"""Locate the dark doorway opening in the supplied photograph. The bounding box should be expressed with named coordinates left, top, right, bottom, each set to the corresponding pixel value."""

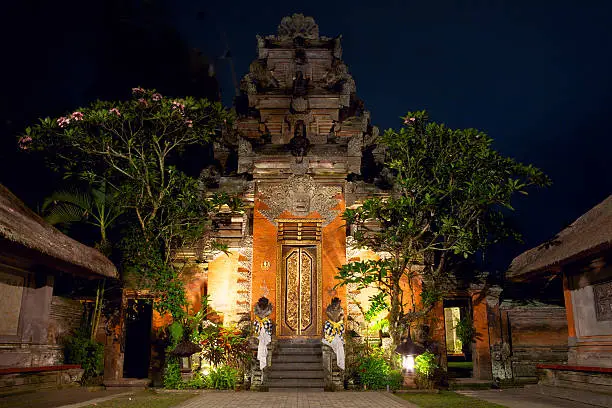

left=443, top=298, right=473, bottom=378
left=123, top=299, right=152, bottom=379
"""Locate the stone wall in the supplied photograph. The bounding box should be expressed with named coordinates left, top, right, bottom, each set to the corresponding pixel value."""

left=500, top=301, right=568, bottom=381
left=566, top=258, right=612, bottom=368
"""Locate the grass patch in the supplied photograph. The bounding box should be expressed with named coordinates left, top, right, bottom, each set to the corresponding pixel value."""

left=398, top=391, right=506, bottom=408
left=448, top=361, right=473, bottom=370
left=82, top=390, right=197, bottom=408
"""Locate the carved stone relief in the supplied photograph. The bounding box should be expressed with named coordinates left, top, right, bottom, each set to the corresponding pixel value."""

left=257, top=175, right=341, bottom=226
left=278, top=14, right=319, bottom=40
left=594, top=280, right=612, bottom=321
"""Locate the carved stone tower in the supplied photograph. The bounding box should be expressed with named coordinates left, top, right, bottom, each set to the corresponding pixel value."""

left=211, top=14, right=377, bottom=338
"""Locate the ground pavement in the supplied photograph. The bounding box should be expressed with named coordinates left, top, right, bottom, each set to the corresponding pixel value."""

left=176, top=391, right=417, bottom=408
left=457, top=388, right=601, bottom=408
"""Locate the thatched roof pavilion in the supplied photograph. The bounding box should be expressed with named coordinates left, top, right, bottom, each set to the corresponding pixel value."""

left=507, top=195, right=612, bottom=281
left=0, top=184, right=117, bottom=278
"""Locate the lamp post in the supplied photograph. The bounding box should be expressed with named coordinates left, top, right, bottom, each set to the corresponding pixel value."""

left=395, top=335, right=425, bottom=387
left=171, top=339, right=202, bottom=380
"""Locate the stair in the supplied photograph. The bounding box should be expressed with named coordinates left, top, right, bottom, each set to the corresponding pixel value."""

left=268, top=339, right=324, bottom=391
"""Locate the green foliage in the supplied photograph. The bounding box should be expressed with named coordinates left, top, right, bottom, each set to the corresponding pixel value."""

left=357, top=348, right=390, bottom=389
left=336, top=110, right=550, bottom=343
left=455, top=317, right=477, bottom=346
left=387, top=369, right=404, bottom=391
left=415, top=351, right=439, bottom=378
left=167, top=321, right=184, bottom=349
left=196, top=322, right=251, bottom=368
left=184, top=372, right=207, bottom=389
left=205, top=365, right=239, bottom=390
left=162, top=357, right=184, bottom=389
left=42, top=182, right=123, bottom=255
left=21, top=88, right=235, bottom=320
left=63, top=327, right=104, bottom=383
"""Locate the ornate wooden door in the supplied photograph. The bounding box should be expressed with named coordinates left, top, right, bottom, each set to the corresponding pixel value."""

left=279, top=245, right=319, bottom=336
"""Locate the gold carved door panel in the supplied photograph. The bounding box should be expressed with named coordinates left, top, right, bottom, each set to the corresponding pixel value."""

left=280, top=245, right=319, bottom=336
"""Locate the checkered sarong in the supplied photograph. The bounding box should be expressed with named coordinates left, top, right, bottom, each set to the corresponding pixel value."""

left=253, top=316, right=273, bottom=336
left=324, top=320, right=344, bottom=343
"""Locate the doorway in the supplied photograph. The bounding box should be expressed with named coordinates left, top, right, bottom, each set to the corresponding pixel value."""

left=443, top=298, right=473, bottom=378
left=278, top=245, right=320, bottom=336
left=123, top=299, right=152, bottom=379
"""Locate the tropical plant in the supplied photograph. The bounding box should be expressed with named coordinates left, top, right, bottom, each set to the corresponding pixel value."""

left=205, top=365, right=239, bottom=390
left=42, top=182, right=123, bottom=255
left=336, top=110, right=550, bottom=344
left=414, top=351, right=440, bottom=389
left=63, top=326, right=104, bottom=384
left=455, top=316, right=477, bottom=347
left=357, top=348, right=390, bottom=390
left=196, top=321, right=250, bottom=369
left=20, top=87, right=234, bottom=319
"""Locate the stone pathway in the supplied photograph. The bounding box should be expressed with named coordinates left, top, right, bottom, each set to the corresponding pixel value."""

left=0, top=389, right=129, bottom=408
left=457, top=389, right=601, bottom=408
left=176, top=391, right=416, bottom=408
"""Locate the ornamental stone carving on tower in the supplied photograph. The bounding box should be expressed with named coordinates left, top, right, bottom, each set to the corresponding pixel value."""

left=257, top=175, right=341, bottom=226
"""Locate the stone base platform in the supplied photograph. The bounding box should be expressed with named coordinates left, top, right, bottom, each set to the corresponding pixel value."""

left=103, top=378, right=151, bottom=390
left=0, top=365, right=83, bottom=396
left=536, top=364, right=612, bottom=407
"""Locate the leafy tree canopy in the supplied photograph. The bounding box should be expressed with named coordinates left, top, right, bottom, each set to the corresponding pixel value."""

left=20, top=88, right=234, bottom=318
left=336, top=110, right=550, bottom=343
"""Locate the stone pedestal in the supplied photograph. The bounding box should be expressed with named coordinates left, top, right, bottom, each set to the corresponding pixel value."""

left=249, top=339, right=275, bottom=391
left=322, top=344, right=343, bottom=391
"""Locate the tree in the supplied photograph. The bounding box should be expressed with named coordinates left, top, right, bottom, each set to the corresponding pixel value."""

left=42, top=182, right=123, bottom=256
left=336, top=111, right=550, bottom=344
left=19, top=87, right=233, bottom=318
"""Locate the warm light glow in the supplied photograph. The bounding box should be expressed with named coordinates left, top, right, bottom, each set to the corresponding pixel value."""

left=402, top=354, right=415, bottom=372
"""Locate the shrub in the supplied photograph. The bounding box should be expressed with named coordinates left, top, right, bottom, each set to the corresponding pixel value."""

left=185, top=372, right=207, bottom=389
left=415, top=351, right=439, bottom=389
left=358, top=349, right=390, bottom=390
left=387, top=369, right=404, bottom=391
left=63, top=328, right=104, bottom=383
left=163, top=356, right=184, bottom=389
left=206, top=365, right=239, bottom=390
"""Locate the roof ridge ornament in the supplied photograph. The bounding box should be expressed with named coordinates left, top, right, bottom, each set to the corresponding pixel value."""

left=277, top=13, right=319, bottom=40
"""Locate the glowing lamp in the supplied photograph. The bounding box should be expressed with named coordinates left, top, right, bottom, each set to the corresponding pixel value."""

left=394, top=336, right=424, bottom=373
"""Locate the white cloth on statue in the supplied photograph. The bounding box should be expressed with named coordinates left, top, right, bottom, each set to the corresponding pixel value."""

left=257, top=326, right=271, bottom=370
left=322, top=335, right=345, bottom=370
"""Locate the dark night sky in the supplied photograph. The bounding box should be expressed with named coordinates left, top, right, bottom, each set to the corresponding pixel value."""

left=1, top=0, right=611, bottom=271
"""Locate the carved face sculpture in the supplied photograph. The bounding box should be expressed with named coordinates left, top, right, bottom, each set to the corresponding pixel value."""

left=254, top=297, right=273, bottom=318
left=326, top=297, right=344, bottom=322
left=291, top=190, right=311, bottom=216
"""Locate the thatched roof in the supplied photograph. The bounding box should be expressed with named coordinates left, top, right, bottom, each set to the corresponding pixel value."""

left=170, top=339, right=202, bottom=357
left=507, top=195, right=612, bottom=281
left=0, top=184, right=118, bottom=278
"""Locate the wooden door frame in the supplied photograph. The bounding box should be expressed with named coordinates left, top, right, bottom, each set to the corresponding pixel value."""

left=275, top=239, right=322, bottom=338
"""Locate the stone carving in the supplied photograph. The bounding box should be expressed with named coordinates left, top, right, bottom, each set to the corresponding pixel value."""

left=291, top=96, right=308, bottom=112
left=594, top=280, right=612, bottom=321
left=254, top=296, right=272, bottom=319
left=238, top=136, right=253, bottom=156
left=326, top=297, right=344, bottom=323
left=292, top=71, right=309, bottom=96
left=347, top=135, right=363, bottom=156
left=333, top=36, right=343, bottom=59
left=278, top=14, right=319, bottom=40
left=256, top=34, right=268, bottom=59
left=257, top=175, right=341, bottom=226
left=288, top=120, right=310, bottom=158
left=240, top=61, right=278, bottom=94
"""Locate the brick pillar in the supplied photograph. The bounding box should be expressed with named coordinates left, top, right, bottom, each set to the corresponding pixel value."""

left=471, top=290, right=492, bottom=380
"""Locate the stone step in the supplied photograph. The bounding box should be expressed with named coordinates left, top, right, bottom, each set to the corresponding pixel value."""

left=272, top=354, right=322, bottom=364
left=275, top=347, right=322, bottom=355
left=272, top=362, right=323, bottom=371
left=268, top=370, right=324, bottom=379
left=267, top=379, right=324, bottom=388
left=268, top=387, right=324, bottom=392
